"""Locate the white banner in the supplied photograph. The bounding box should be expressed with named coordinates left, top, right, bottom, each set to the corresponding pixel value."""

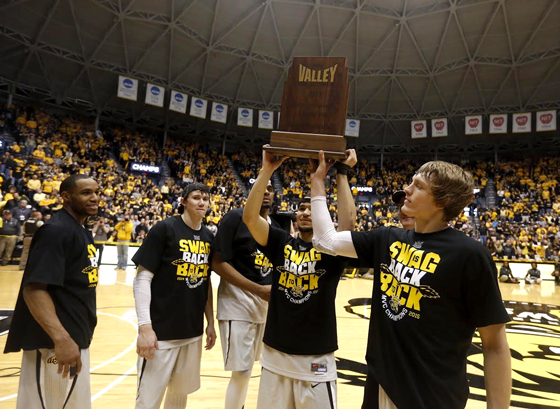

left=345, top=119, right=360, bottom=137
left=145, top=83, right=164, bottom=107
left=431, top=118, right=448, bottom=137
left=237, top=108, right=253, bottom=127
left=258, top=110, right=274, bottom=129
left=190, top=98, right=208, bottom=119
left=536, top=110, right=557, bottom=132
left=211, top=102, right=228, bottom=123
left=465, top=115, right=482, bottom=135
left=489, top=114, right=507, bottom=134
left=169, top=90, right=187, bottom=113
left=512, top=112, right=531, bottom=133
left=411, top=120, right=427, bottom=139
left=117, top=76, right=138, bottom=101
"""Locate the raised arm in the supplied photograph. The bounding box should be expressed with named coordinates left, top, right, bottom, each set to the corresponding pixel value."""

left=310, top=151, right=358, bottom=258
left=242, top=150, right=287, bottom=246
left=335, top=149, right=357, bottom=232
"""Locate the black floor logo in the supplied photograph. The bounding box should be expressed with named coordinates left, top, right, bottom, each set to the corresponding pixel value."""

left=342, top=298, right=560, bottom=408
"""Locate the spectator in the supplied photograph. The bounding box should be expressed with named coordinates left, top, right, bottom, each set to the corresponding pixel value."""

left=553, top=261, right=560, bottom=286
left=135, top=218, right=149, bottom=237
left=524, top=262, right=542, bottom=284
left=26, top=174, right=41, bottom=195
left=11, top=198, right=32, bottom=225
left=0, top=209, right=20, bottom=265
left=19, top=210, right=43, bottom=271
left=498, top=261, right=518, bottom=283
left=92, top=217, right=110, bottom=264
left=114, top=214, right=134, bottom=270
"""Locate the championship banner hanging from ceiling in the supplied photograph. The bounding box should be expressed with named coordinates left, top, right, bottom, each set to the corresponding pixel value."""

left=169, top=90, right=187, bottom=114
left=145, top=83, right=165, bottom=108
left=465, top=115, right=482, bottom=135
left=190, top=97, right=208, bottom=119
left=512, top=112, right=531, bottom=133
left=345, top=119, right=360, bottom=137
left=211, top=102, right=228, bottom=123
left=536, top=110, right=557, bottom=132
left=117, top=76, right=138, bottom=101
left=489, top=114, right=507, bottom=134
left=431, top=118, right=448, bottom=137
left=237, top=108, right=253, bottom=127
left=258, top=110, right=274, bottom=129
left=411, top=120, right=427, bottom=139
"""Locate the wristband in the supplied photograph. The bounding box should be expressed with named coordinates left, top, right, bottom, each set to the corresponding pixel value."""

left=334, top=161, right=351, bottom=175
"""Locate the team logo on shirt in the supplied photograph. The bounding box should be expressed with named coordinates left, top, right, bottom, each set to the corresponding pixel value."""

left=277, top=244, right=325, bottom=304
left=82, top=244, right=99, bottom=288
left=172, top=239, right=210, bottom=288
left=380, top=241, right=441, bottom=321
left=252, top=249, right=273, bottom=277
left=46, top=356, right=58, bottom=364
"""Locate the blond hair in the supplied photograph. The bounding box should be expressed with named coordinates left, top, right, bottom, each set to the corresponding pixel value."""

left=417, top=161, right=474, bottom=222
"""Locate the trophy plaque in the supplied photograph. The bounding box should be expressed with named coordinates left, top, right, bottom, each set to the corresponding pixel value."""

left=263, top=57, right=349, bottom=160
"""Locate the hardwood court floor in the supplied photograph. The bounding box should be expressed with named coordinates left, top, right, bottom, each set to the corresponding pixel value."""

left=1, top=266, right=560, bottom=409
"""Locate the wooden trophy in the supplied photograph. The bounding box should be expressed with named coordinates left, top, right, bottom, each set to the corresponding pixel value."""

left=263, top=56, right=349, bottom=160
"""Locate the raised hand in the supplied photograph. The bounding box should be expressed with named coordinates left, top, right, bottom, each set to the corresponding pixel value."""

left=310, top=150, right=335, bottom=181
left=341, top=149, right=357, bottom=168
left=262, top=150, right=289, bottom=173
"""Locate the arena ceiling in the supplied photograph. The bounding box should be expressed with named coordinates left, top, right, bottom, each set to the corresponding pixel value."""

left=0, top=0, right=559, bottom=154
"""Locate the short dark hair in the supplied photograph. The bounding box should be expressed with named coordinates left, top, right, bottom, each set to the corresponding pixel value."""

left=60, top=174, right=91, bottom=194
left=178, top=183, right=210, bottom=213
left=298, top=197, right=311, bottom=208
left=182, top=183, right=210, bottom=199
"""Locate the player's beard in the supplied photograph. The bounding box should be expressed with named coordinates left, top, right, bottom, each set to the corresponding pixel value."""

left=298, top=226, right=313, bottom=233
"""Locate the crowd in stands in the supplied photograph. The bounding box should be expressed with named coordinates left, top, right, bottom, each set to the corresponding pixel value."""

left=1, top=102, right=559, bottom=268
left=165, top=138, right=246, bottom=227
left=479, top=157, right=560, bottom=262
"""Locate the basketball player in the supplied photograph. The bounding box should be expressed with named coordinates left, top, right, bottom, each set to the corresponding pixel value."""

left=212, top=180, right=279, bottom=409
left=4, top=174, right=100, bottom=409
left=310, top=152, right=511, bottom=409
left=243, top=150, right=356, bottom=409
left=132, top=182, right=216, bottom=409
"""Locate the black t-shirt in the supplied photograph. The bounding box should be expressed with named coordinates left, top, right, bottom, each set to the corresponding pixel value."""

left=214, top=208, right=278, bottom=285
left=132, top=216, right=213, bottom=341
left=4, top=209, right=98, bottom=353
left=527, top=268, right=540, bottom=278
left=259, top=226, right=346, bottom=355
left=499, top=266, right=512, bottom=277
left=352, top=227, right=510, bottom=409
